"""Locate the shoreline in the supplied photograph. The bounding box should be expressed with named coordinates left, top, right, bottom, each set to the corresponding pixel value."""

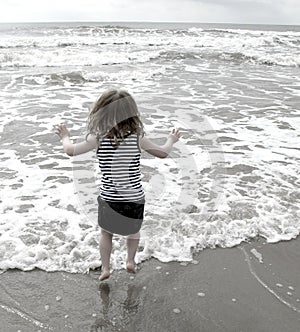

left=0, top=236, right=300, bottom=331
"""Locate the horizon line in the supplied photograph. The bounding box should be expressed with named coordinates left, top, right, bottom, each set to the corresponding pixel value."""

left=0, top=20, right=299, bottom=26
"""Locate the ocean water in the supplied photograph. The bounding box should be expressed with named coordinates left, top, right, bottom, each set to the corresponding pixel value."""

left=0, top=22, right=299, bottom=273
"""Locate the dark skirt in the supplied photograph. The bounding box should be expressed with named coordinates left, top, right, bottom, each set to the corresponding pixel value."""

left=97, top=196, right=145, bottom=235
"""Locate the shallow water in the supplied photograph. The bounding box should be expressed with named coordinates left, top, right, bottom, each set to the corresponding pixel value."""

left=0, top=22, right=299, bottom=273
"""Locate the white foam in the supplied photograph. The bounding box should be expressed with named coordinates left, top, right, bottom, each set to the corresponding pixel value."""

left=250, top=248, right=263, bottom=263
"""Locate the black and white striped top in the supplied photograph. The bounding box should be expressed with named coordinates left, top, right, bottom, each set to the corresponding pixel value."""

left=97, top=132, right=145, bottom=202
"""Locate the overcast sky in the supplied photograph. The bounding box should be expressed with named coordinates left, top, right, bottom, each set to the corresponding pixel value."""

left=0, top=0, right=299, bottom=25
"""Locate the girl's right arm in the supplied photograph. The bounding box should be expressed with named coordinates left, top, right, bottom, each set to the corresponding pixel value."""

left=54, top=124, right=97, bottom=156
left=139, top=128, right=180, bottom=158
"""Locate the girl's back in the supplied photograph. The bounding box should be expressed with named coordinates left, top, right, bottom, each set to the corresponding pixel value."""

left=97, top=132, right=145, bottom=202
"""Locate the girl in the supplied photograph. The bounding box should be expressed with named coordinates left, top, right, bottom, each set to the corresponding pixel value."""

left=54, top=88, right=180, bottom=281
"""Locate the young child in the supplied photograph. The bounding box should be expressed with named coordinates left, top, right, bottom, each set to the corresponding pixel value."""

left=54, top=88, right=180, bottom=281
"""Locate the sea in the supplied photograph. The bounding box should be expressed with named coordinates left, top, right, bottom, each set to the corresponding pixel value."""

left=0, top=22, right=299, bottom=273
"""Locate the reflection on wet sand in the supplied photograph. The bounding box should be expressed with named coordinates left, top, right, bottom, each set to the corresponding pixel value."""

left=90, top=281, right=143, bottom=331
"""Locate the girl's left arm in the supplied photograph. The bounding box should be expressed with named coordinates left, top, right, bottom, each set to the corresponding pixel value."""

left=54, top=124, right=97, bottom=156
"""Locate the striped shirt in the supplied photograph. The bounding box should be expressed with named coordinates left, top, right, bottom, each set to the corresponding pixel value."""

left=97, top=132, right=145, bottom=202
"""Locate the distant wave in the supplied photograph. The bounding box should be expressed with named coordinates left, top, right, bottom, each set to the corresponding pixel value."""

left=49, top=72, right=90, bottom=83
left=150, top=50, right=201, bottom=61
left=202, top=29, right=238, bottom=35
left=210, top=51, right=300, bottom=67
left=0, top=47, right=154, bottom=67
left=1, top=48, right=299, bottom=68
left=150, top=50, right=300, bottom=67
left=0, top=24, right=300, bottom=68
left=0, top=26, right=299, bottom=50
left=0, top=41, right=133, bottom=49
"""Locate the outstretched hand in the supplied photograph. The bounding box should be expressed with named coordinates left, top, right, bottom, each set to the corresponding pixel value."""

left=53, top=124, right=70, bottom=140
left=168, top=127, right=180, bottom=143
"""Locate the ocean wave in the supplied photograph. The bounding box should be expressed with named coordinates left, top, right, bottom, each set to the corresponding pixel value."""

left=0, top=25, right=300, bottom=69
left=217, top=51, right=300, bottom=67
left=1, top=49, right=299, bottom=69
left=0, top=39, right=133, bottom=49
left=49, top=72, right=90, bottom=83
left=10, top=72, right=95, bottom=85
left=9, top=65, right=168, bottom=87
left=202, top=28, right=238, bottom=35
left=60, top=25, right=162, bottom=37
left=148, top=49, right=300, bottom=67
left=255, top=54, right=300, bottom=67
left=150, top=50, right=201, bottom=61
left=0, top=47, right=162, bottom=68
left=0, top=25, right=299, bottom=51
left=210, top=27, right=300, bottom=36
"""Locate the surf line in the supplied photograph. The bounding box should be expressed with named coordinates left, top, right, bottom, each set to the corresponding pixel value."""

left=240, top=247, right=300, bottom=314
left=0, top=303, right=54, bottom=330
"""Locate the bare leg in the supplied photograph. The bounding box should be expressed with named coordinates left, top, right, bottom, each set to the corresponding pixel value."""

left=126, top=231, right=140, bottom=273
left=99, top=229, right=113, bottom=281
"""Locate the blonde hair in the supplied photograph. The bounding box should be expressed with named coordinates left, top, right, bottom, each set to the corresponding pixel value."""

left=86, top=88, right=144, bottom=146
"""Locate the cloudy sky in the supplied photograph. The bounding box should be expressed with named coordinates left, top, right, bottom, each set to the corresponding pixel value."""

left=0, top=0, right=299, bottom=25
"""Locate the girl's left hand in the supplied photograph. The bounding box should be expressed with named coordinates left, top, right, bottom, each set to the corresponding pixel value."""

left=54, top=124, right=70, bottom=139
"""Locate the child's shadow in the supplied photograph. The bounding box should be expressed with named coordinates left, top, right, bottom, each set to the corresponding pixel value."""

left=90, top=281, right=143, bottom=331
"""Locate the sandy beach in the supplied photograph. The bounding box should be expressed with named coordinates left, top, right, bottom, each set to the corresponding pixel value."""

left=1, top=235, right=299, bottom=332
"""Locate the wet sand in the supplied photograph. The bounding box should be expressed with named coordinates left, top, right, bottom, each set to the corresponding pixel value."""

left=0, top=236, right=299, bottom=332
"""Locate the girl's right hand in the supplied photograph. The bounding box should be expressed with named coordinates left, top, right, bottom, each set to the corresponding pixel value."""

left=168, top=127, right=180, bottom=143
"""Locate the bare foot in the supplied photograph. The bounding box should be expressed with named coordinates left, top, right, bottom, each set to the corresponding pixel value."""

left=126, top=260, right=136, bottom=274
left=99, top=269, right=110, bottom=281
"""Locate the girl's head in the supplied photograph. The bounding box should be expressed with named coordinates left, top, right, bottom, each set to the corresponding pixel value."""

left=87, top=88, right=144, bottom=144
